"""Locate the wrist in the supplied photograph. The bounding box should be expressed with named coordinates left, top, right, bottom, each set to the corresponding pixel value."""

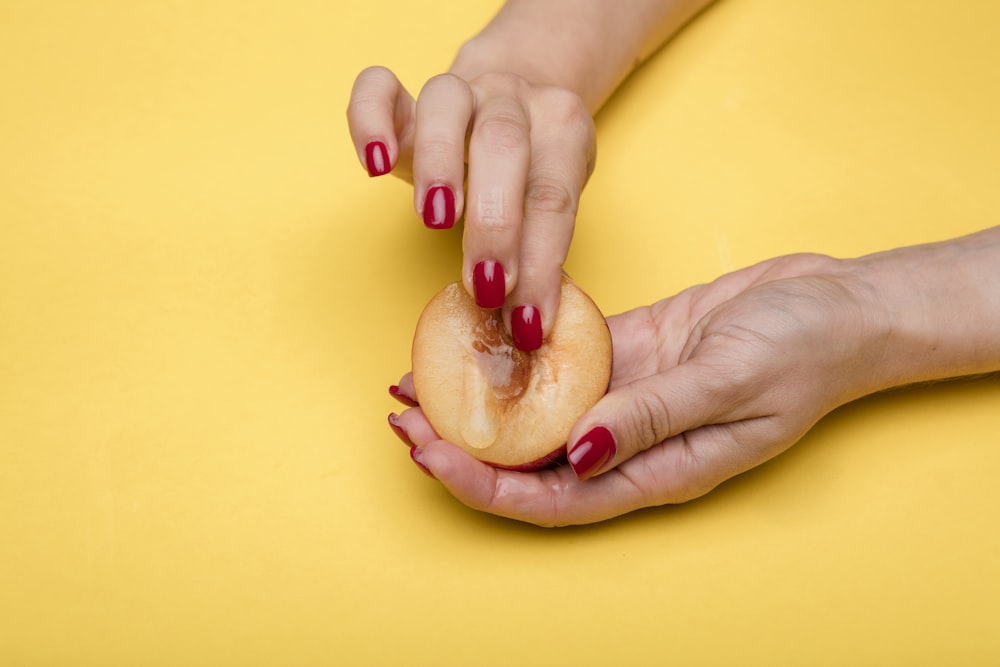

left=844, top=227, right=1000, bottom=391
left=448, top=0, right=716, bottom=113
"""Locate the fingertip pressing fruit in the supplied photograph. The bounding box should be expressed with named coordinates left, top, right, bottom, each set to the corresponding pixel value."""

left=411, top=277, right=612, bottom=470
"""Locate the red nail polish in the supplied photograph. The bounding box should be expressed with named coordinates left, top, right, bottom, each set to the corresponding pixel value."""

left=388, top=413, right=414, bottom=448
left=410, top=446, right=435, bottom=478
left=389, top=384, right=418, bottom=407
left=423, top=185, right=456, bottom=229
left=473, top=260, right=505, bottom=309
left=365, top=141, right=390, bottom=177
left=568, top=426, right=616, bottom=481
left=512, top=305, right=543, bottom=352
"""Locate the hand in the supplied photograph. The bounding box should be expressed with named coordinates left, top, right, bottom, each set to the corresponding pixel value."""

left=388, top=253, right=893, bottom=525
left=347, top=66, right=596, bottom=350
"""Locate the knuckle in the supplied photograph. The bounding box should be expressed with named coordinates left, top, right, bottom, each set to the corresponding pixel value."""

left=476, top=113, right=528, bottom=155
left=416, top=139, right=457, bottom=159
left=424, top=71, right=462, bottom=88
left=524, top=178, right=577, bottom=218
left=683, top=431, right=737, bottom=500
left=349, top=66, right=399, bottom=112
left=471, top=72, right=526, bottom=97
left=414, top=129, right=463, bottom=160
left=542, top=87, right=589, bottom=122
left=420, top=72, right=471, bottom=99
left=532, top=90, right=596, bottom=178
left=357, top=65, right=395, bottom=85
left=626, top=390, right=674, bottom=450
left=470, top=187, right=512, bottom=231
left=538, top=88, right=595, bottom=137
left=795, top=252, right=839, bottom=272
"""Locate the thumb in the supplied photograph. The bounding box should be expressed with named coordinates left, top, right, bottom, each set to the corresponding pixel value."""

left=566, top=361, right=733, bottom=481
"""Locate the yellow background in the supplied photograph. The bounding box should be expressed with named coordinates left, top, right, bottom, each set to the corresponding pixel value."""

left=2, top=1, right=999, bottom=665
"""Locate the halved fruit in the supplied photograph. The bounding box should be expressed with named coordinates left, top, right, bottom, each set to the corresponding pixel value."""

left=411, top=277, right=612, bottom=470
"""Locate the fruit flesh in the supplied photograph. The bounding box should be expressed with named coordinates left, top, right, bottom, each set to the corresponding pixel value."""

left=411, top=278, right=612, bottom=470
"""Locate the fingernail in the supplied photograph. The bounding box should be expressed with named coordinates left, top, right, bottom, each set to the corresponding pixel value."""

left=568, top=426, right=616, bottom=481
left=473, top=260, right=505, bottom=309
left=422, top=185, right=456, bottom=229
left=511, top=305, right=543, bottom=352
left=365, top=141, right=390, bottom=177
left=388, top=413, right=414, bottom=448
left=389, top=384, right=418, bottom=407
left=410, top=446, right=435, bottom=478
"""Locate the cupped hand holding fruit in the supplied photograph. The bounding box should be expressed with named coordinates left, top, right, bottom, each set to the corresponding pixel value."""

left=391, top=253, right=885, bottom=524
left=390, top=229, right=1000, bottom=527
left=347, top=66, right=595, bottom=349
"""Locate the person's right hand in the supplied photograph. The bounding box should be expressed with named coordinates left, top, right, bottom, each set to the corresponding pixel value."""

left=347, top=66, right=596, bottom=351
left=388, top=252, right=896, bottom=525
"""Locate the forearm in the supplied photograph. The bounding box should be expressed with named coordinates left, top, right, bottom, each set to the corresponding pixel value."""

left=449, top=0, right=715, bottom=112
left=848, top=226, right=1000, bottom=393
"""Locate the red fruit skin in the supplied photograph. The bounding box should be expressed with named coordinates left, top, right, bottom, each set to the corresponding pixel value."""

left=486, top=445, right=567, bottom=472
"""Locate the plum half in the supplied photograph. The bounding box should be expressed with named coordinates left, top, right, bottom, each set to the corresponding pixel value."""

left=411, top=277, right=612, bottom=470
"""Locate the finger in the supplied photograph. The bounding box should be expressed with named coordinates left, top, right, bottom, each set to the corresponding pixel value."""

left=412, top=74, right=474, bottom=229
left=565, top=359, right=746, bottom=481
left=346, top=66, right=416, bottom=178
left=390, top=403, right=653, bottom=524
left=389, top=406, right=439, bottom=446
left=389, top=409, right=591, bottom=524
left=387, top=413, right=415, bottom=447
left=388, top=372, right=418, bottom=407
left=505, top=89, right=596, bottom=350
left=625, top=414, right=808, bottom=504
left=462, top=75, right=531, bottom=310
left=587, top=418, right=792, bottom=509
left=411, top=440, right=655, bottom=526
left=393, top=402, right=686, bottom=525
left=412, top=415, right=793, bottom=526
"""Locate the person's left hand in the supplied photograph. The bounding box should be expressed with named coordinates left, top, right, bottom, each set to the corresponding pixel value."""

left=388, top=252, right=892, bottom=526
left=348, top=66, right=596, bottom=351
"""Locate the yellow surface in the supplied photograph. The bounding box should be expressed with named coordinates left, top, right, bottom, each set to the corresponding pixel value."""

left=2, top=1, right=999, bottom=665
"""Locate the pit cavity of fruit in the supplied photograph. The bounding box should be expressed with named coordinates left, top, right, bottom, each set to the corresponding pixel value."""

left=457, top=308, right=537, bottom=449
left=467, top=307, right=531, bottom=401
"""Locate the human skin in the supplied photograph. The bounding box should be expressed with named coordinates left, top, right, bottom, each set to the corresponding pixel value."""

left=346, top=0, right=715, bottom=349
left=355, top=1, right=1000, bottom=523
left=390, top=227, right=1000, bottom=525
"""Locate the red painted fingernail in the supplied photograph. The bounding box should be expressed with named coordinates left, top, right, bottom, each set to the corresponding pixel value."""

left=473, top=260, right=505, bottom=309
left=389, top=384, right=418, bottom=407
left=511, top=305, right=543, bottom=352
left=365, top=141, right=390, bottom=177
left=423, top=185, right=456, bottom=229
left=410, top=446, right=435, bottom=478
left=388, top=413, right=414, bottom=448
left=568, top=426, right=616, bottom=481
